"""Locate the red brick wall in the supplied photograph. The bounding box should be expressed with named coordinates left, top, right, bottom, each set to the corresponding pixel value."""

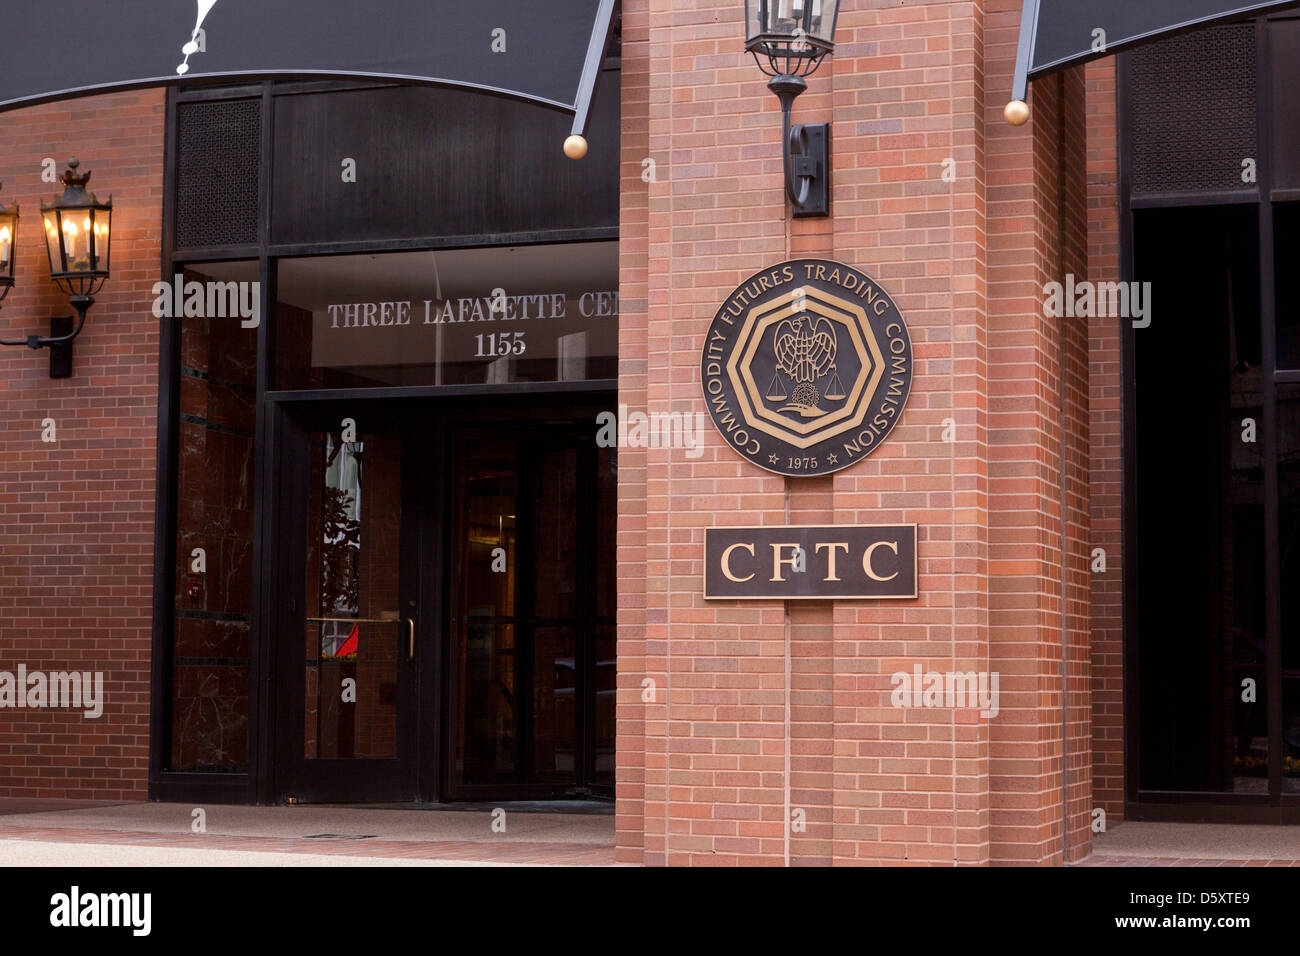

left=616, top=0, right=651, bottom=861
left=616, top=0, right=1093, bottom=865
left=981, top=11, right=1092, bottom=866
left=0, top=90, right=165, bottom=799
left=1085, top=58, right=1124, bottom=821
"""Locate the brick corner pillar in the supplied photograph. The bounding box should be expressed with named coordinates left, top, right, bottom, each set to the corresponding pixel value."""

left=615, top=0, right=652, bottom=865
left=616, top=0, right=1092, bottom=866
left=984, top=6, right=1093, bottom=865
left=1084, top=56, right=1124, bottom=825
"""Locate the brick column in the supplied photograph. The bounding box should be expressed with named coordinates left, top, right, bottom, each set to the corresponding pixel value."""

left=1085, top=57, right=1124, bottom=822
left=824, top=0, right=992, bottom=866
left=983, top=4, right=1092, bottom=864
left=616, top=0, right=651, bottom=864
left=616, top=0, right=1092, bottom=865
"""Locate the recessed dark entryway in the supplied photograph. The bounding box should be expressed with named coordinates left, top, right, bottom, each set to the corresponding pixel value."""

left=1121, top=16, right=1300, bottom=822
left=267, top=398, right=614, bottom=804
left=150, top=70, right=621, bottom=806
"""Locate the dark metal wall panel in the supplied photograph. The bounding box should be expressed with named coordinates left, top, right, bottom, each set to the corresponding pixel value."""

left=270, top=76, right=620, bottom=247
left=175, top=98, right=262, bottom=249
left=1269, top=18, right=1300, bottom=194
left=1128, top=24, right=1258, bottom=196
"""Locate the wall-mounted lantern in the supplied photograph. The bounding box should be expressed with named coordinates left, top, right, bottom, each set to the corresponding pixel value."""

left=0, top=159, right=112, bottom=378
left=0, top=184, right=16, bottom=308
left=745, top=0, right=840, bottom=218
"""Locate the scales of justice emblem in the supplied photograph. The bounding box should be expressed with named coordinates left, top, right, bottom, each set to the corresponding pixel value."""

left=765, top=313, right=847, bottom=419
left=701, top=258, right=913, bottom=478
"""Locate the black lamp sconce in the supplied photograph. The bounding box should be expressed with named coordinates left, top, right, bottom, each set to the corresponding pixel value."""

left=0, top=159, right=113, bottom=378
left=745, top=0, right=840, bottom=218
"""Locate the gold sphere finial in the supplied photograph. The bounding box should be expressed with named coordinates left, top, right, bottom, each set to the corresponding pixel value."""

left=1004, top=100, right=1030, bottom=126
left=563, top=134, right=589, bottom=160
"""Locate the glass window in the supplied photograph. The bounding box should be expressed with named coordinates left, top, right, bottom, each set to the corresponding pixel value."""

left=1274, top=203, right=1300, bottom=369
left=1133, top=205, right=1265, bottom=793
left=302, top=426, right=402, bottom=760
left=1279, top=384, right=1300, bottom=791
left=170, top=260, right=259, bottom=772
left=273, top=242, right=618, bottom=389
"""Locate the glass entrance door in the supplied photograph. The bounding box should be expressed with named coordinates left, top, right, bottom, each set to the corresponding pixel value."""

left=269, top=404, right=614, bottom=803
left=445, top=422, right=615, bottom=798
left=272, top=403, right=421, bottom=802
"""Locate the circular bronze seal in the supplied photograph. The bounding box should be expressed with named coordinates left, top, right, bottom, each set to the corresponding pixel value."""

left=700, top=258, right=913, bottom=477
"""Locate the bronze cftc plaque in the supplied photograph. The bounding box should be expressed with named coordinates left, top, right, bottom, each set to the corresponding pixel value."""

left=701, top=258, right=913, bottom=477
left=704, top=524, right=918, bottom=600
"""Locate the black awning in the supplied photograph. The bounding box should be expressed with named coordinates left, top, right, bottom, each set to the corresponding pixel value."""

left=1011, top=0, right=1300, bottom=114
left=0, top=0, right=616, bottom=139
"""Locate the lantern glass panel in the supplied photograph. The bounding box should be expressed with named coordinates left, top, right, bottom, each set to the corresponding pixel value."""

left=0, top=209, right=16, bottom=281
left=65, top=209, right=91, bottom=273
left=44, top=206, right=109, bottom=277
left=90, top=207, right=110, bottom=275
left=771, top=0, right=800, bottom=38
left=747, top=0, right=838, bottom=50
left=42, top=211, right=62, bottom=276
left=807, top=0, right=838, bottom=45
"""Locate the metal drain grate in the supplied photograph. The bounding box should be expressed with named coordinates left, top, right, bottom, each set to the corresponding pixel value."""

left=300, top=833, right=377, bottom=840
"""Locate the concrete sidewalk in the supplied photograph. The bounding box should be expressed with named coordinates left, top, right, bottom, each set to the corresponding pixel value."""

left=5, top=799, right=1298, bottom=866
left=0, top=799, right=616, bottom=867
left=1079, top=821, right=1300, bottom=866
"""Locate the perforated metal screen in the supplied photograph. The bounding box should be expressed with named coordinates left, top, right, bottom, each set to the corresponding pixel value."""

left=1129, top=24, right=1258, bottom=196
left=174, top=99, right=261, bottom=250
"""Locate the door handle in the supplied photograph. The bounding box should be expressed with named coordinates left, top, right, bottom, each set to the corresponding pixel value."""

left=306, top=615, right=400, bottom=623
left=306, top=615, right=413, bottom=660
